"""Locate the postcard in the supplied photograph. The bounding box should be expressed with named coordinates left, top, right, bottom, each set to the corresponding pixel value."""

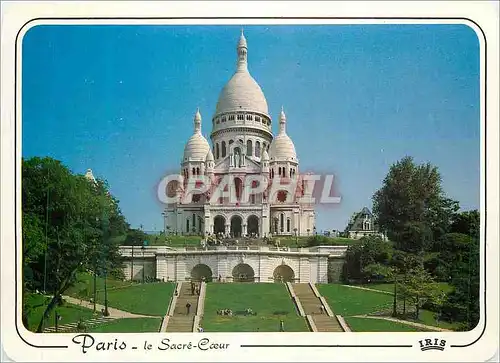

left=1, top=1, right=498, bottom=362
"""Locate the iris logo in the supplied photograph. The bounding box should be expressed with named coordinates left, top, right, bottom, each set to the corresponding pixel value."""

left=419, top=338, right=446, bottom=351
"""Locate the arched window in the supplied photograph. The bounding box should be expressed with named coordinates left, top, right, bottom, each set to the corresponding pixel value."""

left=216, top=143, right=220, bottom=159
left=222, top=116, right=226, bottom=122
left=196, top=167, right=200, bottom=175
left=216, top=118, right=220, bottom=124
left=192, top=167, right=195, bottom=175
left=237, top=114, right=244, bottom=120
left=222, top=141, right=227, bottom=157
left=280, top=213, right=284, bottom=233
left=255, top=141, right=261, bottom=157
left=247, top=140, right=253, bottom=156
left=262, top=142, right=266, bottom=151
left=186, top=219, right=190, bottom=233
left=246, top=114, right=252, bottom=120
left=287, top=218, right=291, bottom=233
left=255, top=116, right=261, bottom=122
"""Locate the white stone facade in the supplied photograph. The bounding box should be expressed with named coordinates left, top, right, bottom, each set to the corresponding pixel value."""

left=120, top=245, right=345, bottom=283
left=163, top=31, right=315, bottom=238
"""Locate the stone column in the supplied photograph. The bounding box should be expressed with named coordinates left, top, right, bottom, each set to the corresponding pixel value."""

left=242, top=224, right=247, bottom=236
left=225, top=224, right=230, bottom=235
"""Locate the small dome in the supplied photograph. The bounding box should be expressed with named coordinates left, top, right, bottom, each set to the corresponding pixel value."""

left=205, top=149, right=214, bottom=162
left=183, top=133, right=210, bottom=162
left=269, top=134, right=297, bottom=161
left=269, top=107, right=297, bottom=161
left=183, top=108, right=210, bottom=162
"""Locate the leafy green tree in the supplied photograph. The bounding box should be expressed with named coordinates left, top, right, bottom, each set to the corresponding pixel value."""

left=450, top=210, right=479, bottom=238
left=22, top=157, right=128, bottom=332
left=372, top=156, right=459, bottom=253
left=400, top=265, right=444, bottom=320
left=441, top=233, right=480, bottom=330
left=341, top=236, right=393, bottom=282
left=125, top=228, right=149, bottom=246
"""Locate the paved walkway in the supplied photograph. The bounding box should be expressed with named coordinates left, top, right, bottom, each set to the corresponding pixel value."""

left=63, top=296, right=161, bottom=319
left=342, top=285, right=393, bottom=295
left=352, top=314, right=452, bottom=332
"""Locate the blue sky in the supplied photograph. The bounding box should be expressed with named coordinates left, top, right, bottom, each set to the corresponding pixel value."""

left=22, top=24, right=480, bottom=231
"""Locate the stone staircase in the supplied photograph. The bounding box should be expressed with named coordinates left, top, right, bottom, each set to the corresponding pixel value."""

left=165, top=282, right=198, bottom=332
left=312, top=314, right=344, bottom=332
left=292, top=283, right=344, bottom=332
left=44, top=316, right=116, bottom=333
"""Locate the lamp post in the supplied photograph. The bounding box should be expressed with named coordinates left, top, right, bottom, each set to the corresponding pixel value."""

left=142, top=244, right=145, bottom=284
left=101, top=203, right=110, bottom=317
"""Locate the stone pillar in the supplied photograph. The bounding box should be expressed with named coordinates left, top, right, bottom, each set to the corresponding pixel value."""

left=242, top=224, right=247, bottom=236
left=176, top=211, right=183, bottom=235
left=225, top=224, right=230, bottom=235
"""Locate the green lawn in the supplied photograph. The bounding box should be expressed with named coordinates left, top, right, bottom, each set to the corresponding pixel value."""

left=88, top=318, right=162, bottom=333
left=359, top=282, right=454, bottom=295
left=66, top=272, right=135, bottom=299
left=24, top=294, right=96, bottom=332
left=202, top=283, right=308, bottom=332
left=95, top=283, right=175, bottom=316
left=416, top=309, right=460, bottom=331
left=317, top=284, right=394, bottom=316
left=148, top=235, right=202, bottom=247
left=344, top=317, right=430, bottom=332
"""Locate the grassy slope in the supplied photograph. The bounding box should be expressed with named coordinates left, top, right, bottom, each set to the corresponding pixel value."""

left=25, top=294, right=96, bottom=332
left=344, top=317, right=430, bottom=332
left=65, top=272, right=175, bottom=316
left=95, top=283, right=175, bottom=316
left=65, top=272, right=134, bottom=299
left=319, top=283, right=460, bottom=330
left=202, top=283, right=308, bottom=332
left=317, top=284, right=394, bottom=316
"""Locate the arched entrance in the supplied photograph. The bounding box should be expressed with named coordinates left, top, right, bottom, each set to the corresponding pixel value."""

left=214, top=215, right=225, bottom=235
left=247, top=215, right=259, bottom=236
left=273, top=265, right=295, bottom=283
left=191, top=264, right=213, bottom=282
left=232, top=263, right=255, bottom=282
left=230, top=215, right=242, bottom=237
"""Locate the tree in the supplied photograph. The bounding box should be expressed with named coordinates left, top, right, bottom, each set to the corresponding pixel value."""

left=400, top=265, right=444, bottom=320
left=22, top=157, right=128, bottom=332
left=373, top=156, right=459, bottom=253
left=341, top=236, right=393, bottom=283
left=450, top=210, right=479, bottom=239
left=441, top=231, right=480, bottom=330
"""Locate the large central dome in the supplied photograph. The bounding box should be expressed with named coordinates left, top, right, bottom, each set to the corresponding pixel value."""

left=214, top=31, right=269, bottom=117
left=215, top=71, right=269, bottom=116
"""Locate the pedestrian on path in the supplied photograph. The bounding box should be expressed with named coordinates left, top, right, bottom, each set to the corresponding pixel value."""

left=186, top=302, right=191, bottom=315
left=279, top=320, right=284, bottom=332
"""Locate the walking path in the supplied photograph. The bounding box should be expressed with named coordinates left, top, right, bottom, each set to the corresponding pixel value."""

left=352, top=314, right=452, bottom=332
left=62, top=295, right=160, bottom=319
left=342, top=285, right=393, bottom=295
